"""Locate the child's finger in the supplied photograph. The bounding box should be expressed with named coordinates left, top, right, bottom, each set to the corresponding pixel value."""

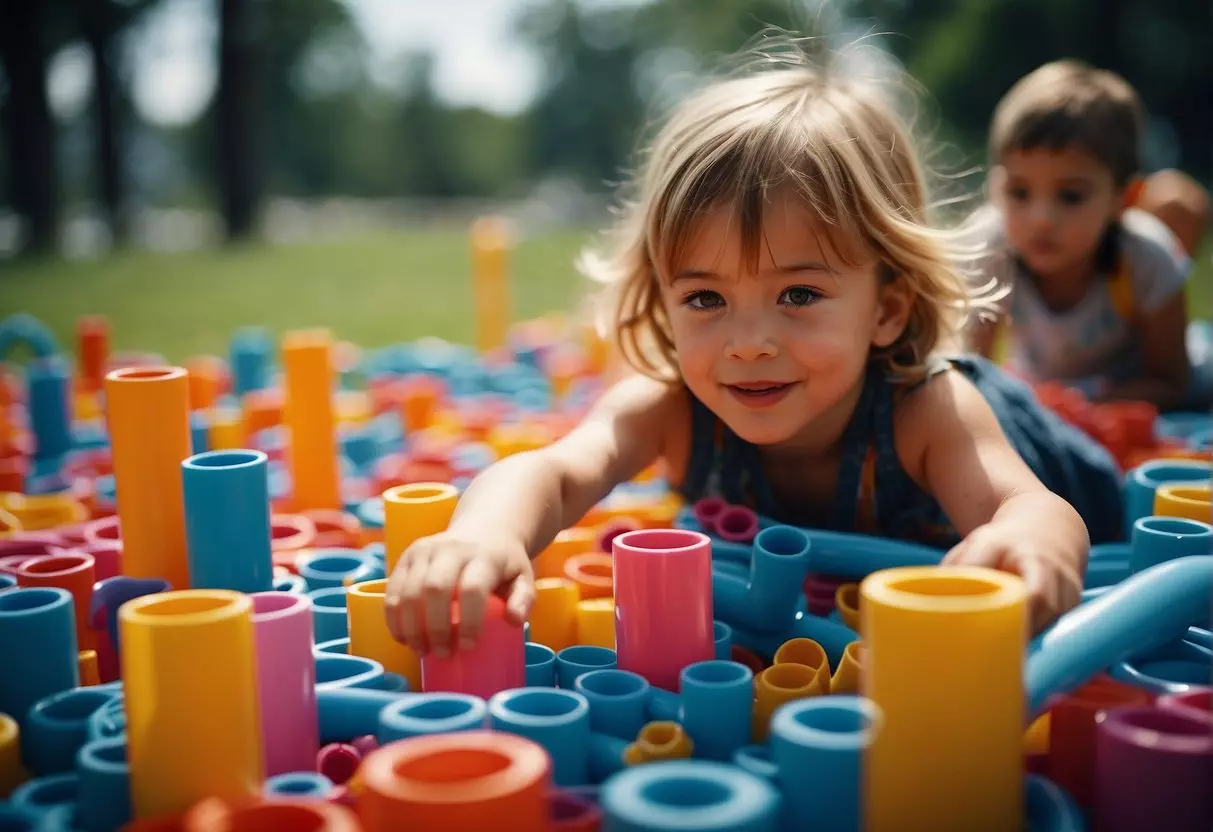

left=505, top=571, right=536, bottom=625
left=454, top=558, right=498, bottom=651
left=421, top=554, right=467, bottom=657
left=386, top=554, right=428, bottom=652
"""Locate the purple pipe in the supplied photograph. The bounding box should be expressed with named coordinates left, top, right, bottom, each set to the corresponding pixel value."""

left=1093, top=706, right=1212, bottom=831
left=251, top=591, right=319, bottom=776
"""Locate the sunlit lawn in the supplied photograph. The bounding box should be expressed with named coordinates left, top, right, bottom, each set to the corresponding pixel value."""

left=1, top=229, right=1209, bottom=361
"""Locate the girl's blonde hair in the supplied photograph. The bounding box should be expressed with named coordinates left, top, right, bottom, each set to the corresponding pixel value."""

left=580, top=33, right=1001, bottom=384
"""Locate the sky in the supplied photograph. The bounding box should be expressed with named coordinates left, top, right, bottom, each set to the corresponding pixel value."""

left=46, top=0, right=652, bottom=126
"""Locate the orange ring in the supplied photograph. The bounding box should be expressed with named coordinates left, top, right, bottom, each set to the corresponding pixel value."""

left=270, top=514, right=316, bottom=553
left=358, top=730, right=550, bottom=831
left=183, top=797, right=362, bottom=831
left=301, top=510, right=363, bottom=549
left=562, top=553, right=613, bottom=600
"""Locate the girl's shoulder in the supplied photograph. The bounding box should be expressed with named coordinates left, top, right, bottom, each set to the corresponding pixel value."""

left=886, top=358, right=981, bottom=485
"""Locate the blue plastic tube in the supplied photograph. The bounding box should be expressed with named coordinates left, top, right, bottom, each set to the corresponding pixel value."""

left=678, top=661, right=753, bottom=762
left=230, top=327, right=272, bottom=396
left=731, top=745, right=778, bottom=782
left=27, top=357, right=72, bottom=463
left=308, top=587, right=349, bottom=644
left=729, top=613, right=857, bottom=670
left=314, top=637, right=349, bottom=655
left=23, top=687, right=118, bottom=775
left=8, top=771, right=79, bottom=818
left=574, top=669, right=649, bottom=740
left=489, top=688, right=591, bottom=787
left=315, top=687, right=409, bottom=743
left=1024, top=774, right=1087, bottom=832
left=713, top=621, right=733, bottom=660
left=600, top=759, right=780, bottom=831
left=770, top=695, right=878, bottom=832
left=1025, top=555, right=1212, bottom=715
left=525, top=642, right=556, bottom=687
left=556, top=645, right=617, bottom=689
left=801, top=529, right=943, bottom=578
left=378, top=693, right=487, bottom=742
left=314, top=654, right=386, bottom=692
left=274, top=573, right=308, bottom=594
left=1122, top=459, right=1211, bottom=539
left=0, top=588, right=79, bottom=727
left=263, top=771, right=334, bottom=801
left=182, top=450, right=274, bottom=593
left=297, top=550, right=376, bottom=592
left=75, top=737, right=131, bottom=832
left=1129, top=517, right=1212, bottom=574
left=713, top=525, right=811, bottom=634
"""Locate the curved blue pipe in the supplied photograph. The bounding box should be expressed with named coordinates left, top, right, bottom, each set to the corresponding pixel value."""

left=1025, top=555, right=1212, bottom=715
left=713, top=526, right=811, bottom=634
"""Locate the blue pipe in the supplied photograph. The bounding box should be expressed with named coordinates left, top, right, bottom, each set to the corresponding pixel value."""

left=770, top=695, right=877, bottom=832
left=308, top=587, right=350, bottom=644
left=264, top=771, right=334, bottom=801
left=230, top=327, right=272, bottom=396
left=23, top=687, right=118, bottom=775
left=1083, top=558, right=1129, bottom=589
left=555, top=645, right=617, bottom=689
left=713, top=525, right=811, bottom=634
left=713, top=621, right=733, bottom=659
left=75, top=737, right=131, bottom=832
left=1025, top=555, right=1212, bottom=715
left=378, top=693, right=487, bottom=743
left=182, top=449, right=274, bottom=593
left=0, top=573, right=14, bottom=592
left=0, top=588, right=78, bottom=728
left=1110, top=638, right=1212, bottom=694
left=189, top=411, right=209, bottom=454
left=314, top=637, right=349, bottom=655
left=315, top=687, right=410, bottom=743
left=1122, top=459, right=1210, bottom=539
left=0, top=805, right=41, bottom=829
left=27, top=357, right=72, bottom=463
left=488, top=688, right=592, bottom=786
left=1024, top=774, right=1087, bottom=832
left=525, top=642, right=556, bottom=687
left=274, top=573, right=308, bottom=594
left=7, top=772, right=79, bottom=818
left=729, top=613, right=857, bottom=670
left=1129, top=516, right=1211, bottom=574
left=643, top=661, right=753, bottom=763
left=86, top=694, right=126, bottom=743
left=731, top=745, right=778, bottom=782
left=298, top=550, right=377, bottom=592
left=575, top=669, right=649, bottom=740
left=600, top=759, right=780, bottom=831
left=801, top=529, right=943, bottom=578
left=315, top=654, right=387, bottom=693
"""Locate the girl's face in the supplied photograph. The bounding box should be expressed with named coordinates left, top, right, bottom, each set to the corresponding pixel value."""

left=658, top=194, right=912, bottom=450
left=996, top=147, right=1128, bottom=282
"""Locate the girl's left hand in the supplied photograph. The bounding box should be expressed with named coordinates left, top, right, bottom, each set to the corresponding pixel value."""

left=942, top=522, right=1084, bottom=635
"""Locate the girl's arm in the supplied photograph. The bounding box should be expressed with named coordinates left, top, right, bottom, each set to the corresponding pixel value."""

left=385, top=373, right=683, bottom=653
left=896, top=371, right=1087, bottom=633
left=1100, top=290, right=1192, bottom=410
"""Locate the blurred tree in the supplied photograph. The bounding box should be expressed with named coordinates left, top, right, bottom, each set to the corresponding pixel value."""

left=216, top=0, right=263, bottom=241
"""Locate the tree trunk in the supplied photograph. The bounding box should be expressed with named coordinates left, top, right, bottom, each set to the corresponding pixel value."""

left=0, top=0, right=59, bottom=255
left=216, top=0, right=262, bottom=241
left=83, top=0, right=128, bottom=246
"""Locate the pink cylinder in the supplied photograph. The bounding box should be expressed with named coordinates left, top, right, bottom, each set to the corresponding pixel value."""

left=421, top=594, right=525, bottom=698
left=595, top=518, right=640, bottom=553
left=1159, top=689, right=1212, bottom=721
left=250, top=591, right=319, bottom=776
left=612, top=529, right=714, bottom=691
left=58, top=541, right=122, bottom=581
left=1093, top=705, right=1212, bottom=831
left=692, top=498, right=727, bottom=532
left=714, top=505, right=758, bottom=544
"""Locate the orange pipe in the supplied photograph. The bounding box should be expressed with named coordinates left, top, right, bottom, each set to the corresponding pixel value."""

left=104, top=367, right=192, bottom=590
left=76, top=315, right=110, bottom=394
left=533, top=528, right=595, bottom=580
left=563, top=554, right=613, bottom=600
left=528, top=578, right=579, bottom=653
left=834, top=583, right=861, bottom=632
left=357, top=730, right=549, bottom=831
left=830, top=641, right=864, bottom=695
left=752, top=662, right=821, bottom=743
left=282, top=330, right=341, bottom=512
left=382, top=483, right=458, bottom=575
left=16, top=553, right=97, bottom=651
left=183, top=797, right=362, bottom=832
left=185, top=356, right=226, bottom=412
left=78, top=649, right=100, bottom=686
left=623, top=722, right=693, bottom=765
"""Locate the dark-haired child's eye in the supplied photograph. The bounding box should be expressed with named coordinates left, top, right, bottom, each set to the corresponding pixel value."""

left=1006, top=186, right=1030, bottom=202
left=1058, top=189, right=1088, bottom=206
left=779, top=286, right=821, bottom=307
left=683, top=290, right=724, bottom=310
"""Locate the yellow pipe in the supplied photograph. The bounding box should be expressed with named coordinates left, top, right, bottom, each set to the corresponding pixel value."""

left=834, top=582, right=861, bottom=633
left=533, top=528, right=595, bottom=581
left=382, top=483, right=459, bottom=575
left=282, top=330, right=341, bottom=512
left=751, top=662, right=821, bottom=743
left=78, top=650, right=100, bottom=687
left=1023, top=712, right=1050, bottom=756
left=0, top=492, right=88, bottom=532
left=208, top=406, right=245, bottom=451
left=119, top=590, right=262, bottom=819
left=0, top=712, right=27, bottom=798
left=1153, top=483, right=1211, bottom=524
left=623, top=721, right=693, bottom=765
left=772, top=637, right=830, bottom=696
left=576, top=597, right=615, bottom=649
left=347, top=579, right=421, bottom=691
left=861, top=566, right=1026, bottom=832
left=104, top=367, right=192, bottom=589
left=830, top=640, right=864, bottom=695
left=470, top=216, right=512, bottom=353
left=527, top=578, right=579, bottom=653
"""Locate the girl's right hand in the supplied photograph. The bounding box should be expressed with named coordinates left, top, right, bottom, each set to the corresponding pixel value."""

left=383, top=531, right=535, bottom=657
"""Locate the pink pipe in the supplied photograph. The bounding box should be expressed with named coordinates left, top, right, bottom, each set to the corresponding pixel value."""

left=83, top=516, right=121, bottom=546
left=251, top=591, right=319, bottom=776
left=714, top=505, right=759, bottom=544
left=421, top=594, right=525, bottom=698
left=57, top=541, right=122, bottom=581
left=595, top=517, right=641, bottom=553
left=692, top=498, right=727, bottom=532
left=612, top=529, right=714, bottom=691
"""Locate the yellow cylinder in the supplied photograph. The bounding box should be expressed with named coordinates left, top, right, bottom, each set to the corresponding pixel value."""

left=1153, top=483, right=1211, bottom=524
left=0, top=712, right=27, bottom=798
left=577, top=597, right=615, bottom=649
left=861, top=566, right=1026, bottom=832
left=208, top=406, right=245, bottom=451
left=533, top=528, right=595, bottom=580
left=119, top=590, right=262, bottom=819
left=104, top=367, right=192, bottom=589
left=347, top=579, right=421, bottom=690
left=830, top=640, right=864, bottom=695
left=834, top=582, right=861, bottom=633
left=78, top=650, right=99, bottom=687
left=1024, top=712, right=1050, bottom=756
left=282, top=330, right=341, bottom=512
left=623, top=722, right=694, bottom=765
left=528, top=578, right=579, bottom=653
left=382, top=483, right=459, bottom=575
left=471, top=216, right=512, bottom=353
left=751, top=663, right=821, bottom=743
left=772, top=637, right=830, bottom=695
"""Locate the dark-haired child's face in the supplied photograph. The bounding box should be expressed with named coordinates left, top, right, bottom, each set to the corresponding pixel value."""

left=997, top=147, right=1128, bottom=284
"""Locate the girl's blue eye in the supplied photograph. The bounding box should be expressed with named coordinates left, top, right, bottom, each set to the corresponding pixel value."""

left=779, top=286, right=820, bottom=307
left=683, top=290, right=724, bottom=310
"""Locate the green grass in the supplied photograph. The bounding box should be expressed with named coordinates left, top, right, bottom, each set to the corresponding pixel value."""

left=1, top=229, right=1208, bottom=362
left=0, top=229, right=596, bottom=361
